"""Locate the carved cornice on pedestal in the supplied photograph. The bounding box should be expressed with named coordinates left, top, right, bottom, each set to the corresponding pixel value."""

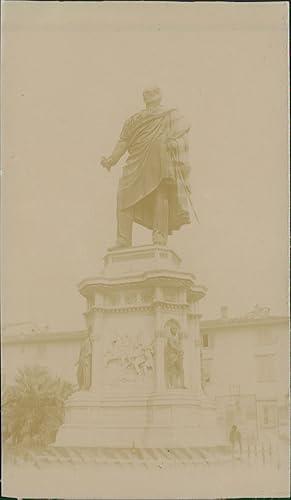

left=85, top=302, right=193, bottom=315
left=153, top=301, right=189, bottom=312
left=90, top=305, right=153, bottom=314
left=83, top=310, right=103, bottom=322
left=79, top=272, right=203, bottom=297
left=188, top=312, right=203, bottom=319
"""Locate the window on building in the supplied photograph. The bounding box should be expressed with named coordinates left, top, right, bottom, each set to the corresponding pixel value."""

left=256, top=355, right=275, bottom=382
left=229, top=384, right=241, bottom=395
left=202, top=334, right=209, bottom=348
left=261, top=403, right=276, bottom=428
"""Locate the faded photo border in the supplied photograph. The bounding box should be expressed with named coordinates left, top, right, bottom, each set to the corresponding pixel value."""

left=1, top=1, right=290, bottom=499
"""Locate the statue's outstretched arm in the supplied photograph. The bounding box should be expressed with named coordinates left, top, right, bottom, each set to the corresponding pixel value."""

left=101, top=140, right=127, bottom=171
left=109, top=140, right=128, bottom=165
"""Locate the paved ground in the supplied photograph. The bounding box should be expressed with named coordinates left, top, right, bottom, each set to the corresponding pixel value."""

left=3, top=450, right=289, bottom=499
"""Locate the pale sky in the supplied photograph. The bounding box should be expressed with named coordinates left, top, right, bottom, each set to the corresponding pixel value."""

left=2, top=2, right=289, bottom=331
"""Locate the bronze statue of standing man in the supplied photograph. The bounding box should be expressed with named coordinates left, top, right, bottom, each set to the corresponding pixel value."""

left=101, top=86, right=192, bottom=249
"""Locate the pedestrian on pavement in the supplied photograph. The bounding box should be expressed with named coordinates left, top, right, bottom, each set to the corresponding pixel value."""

left=230, top=424, right=242, bottom=458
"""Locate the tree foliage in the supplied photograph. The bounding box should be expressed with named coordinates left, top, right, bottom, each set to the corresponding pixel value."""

left=2, top=365, right=74, bottom=448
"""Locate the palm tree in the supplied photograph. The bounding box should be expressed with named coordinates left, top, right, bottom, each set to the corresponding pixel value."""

left=2, top=365, right=74, bottom=448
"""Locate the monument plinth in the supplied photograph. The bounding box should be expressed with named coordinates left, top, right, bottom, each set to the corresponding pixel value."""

left=55, top=245, right=223, bottom=448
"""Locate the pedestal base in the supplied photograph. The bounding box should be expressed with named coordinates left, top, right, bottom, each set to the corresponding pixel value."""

left=55, top=245, right=222, bottom=449
left=55, top=391, right=224, bottom=448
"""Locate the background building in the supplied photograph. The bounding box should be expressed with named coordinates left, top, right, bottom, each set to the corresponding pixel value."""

left=201, top=305, right=289, bottom=441
left=2, top=305, right=289, bottom=441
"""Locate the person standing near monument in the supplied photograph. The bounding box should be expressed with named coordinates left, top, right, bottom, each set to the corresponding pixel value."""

left=229, top=424, right=242, bottom=458
left=101, top=85, right=192, bottom=248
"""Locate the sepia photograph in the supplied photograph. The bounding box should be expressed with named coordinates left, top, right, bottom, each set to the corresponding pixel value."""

left=1, top=1, right=290, bottom=498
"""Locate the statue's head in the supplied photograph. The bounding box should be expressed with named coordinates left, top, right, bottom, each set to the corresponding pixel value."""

left=142, top=85, right=162, bottom=105
left=170, top=325, right=178, bottom=336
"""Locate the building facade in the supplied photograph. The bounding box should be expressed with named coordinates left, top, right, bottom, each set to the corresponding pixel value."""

left=201, top=306, right=289, bottom=441
left=2, top=305, right=289, bottom=441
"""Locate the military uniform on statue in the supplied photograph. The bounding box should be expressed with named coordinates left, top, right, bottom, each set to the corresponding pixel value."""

left=55, top=86, right=224, bottom=449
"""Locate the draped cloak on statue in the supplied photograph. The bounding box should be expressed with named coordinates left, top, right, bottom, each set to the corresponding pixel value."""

left=117, top=106, right=191, bottom=234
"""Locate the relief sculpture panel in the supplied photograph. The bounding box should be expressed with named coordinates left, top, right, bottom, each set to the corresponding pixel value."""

left=104, top=332, right=155, bottom=389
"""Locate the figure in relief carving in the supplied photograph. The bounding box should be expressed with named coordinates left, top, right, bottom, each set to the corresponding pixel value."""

left=142, top=344, right=154, bottom=375
left=101, top=85, right=193, bottom=249
left=105, top=334, right=154, bottom=379
left=75, top=333, right=92, bottom=390
left=130, top=343, right=146, bottom=375
left=165, top=324, right=185, bottom=389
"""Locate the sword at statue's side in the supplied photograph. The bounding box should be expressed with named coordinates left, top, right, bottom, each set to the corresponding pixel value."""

left=170, top=148, right=200, bottom=224
left=176, top=165, right=200, bottom=224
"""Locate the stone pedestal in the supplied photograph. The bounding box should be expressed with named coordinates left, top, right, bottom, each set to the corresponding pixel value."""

left=55, top=245, right=223, bottom=448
